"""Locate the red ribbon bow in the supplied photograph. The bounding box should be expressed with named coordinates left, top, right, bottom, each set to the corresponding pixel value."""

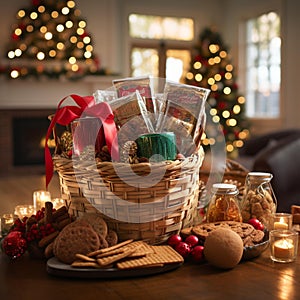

left=45, top=94, right=119, bottom=188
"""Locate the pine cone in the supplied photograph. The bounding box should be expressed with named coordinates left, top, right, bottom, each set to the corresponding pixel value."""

left=96, top=145, right=111, bottom=162
left=59, top=131, right=73, bottom=154
left=120, top=141, right=138, bottom=163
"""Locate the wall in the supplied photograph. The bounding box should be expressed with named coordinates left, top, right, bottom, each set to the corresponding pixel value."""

left=222, top=0, right=300, bottom=133
left=0, top=0, right=221, bottom=108
left=0, top=0, right=299, bottom=130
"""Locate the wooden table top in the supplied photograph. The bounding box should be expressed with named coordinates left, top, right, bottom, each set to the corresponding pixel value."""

left=1, top=239, right=300, bottom=300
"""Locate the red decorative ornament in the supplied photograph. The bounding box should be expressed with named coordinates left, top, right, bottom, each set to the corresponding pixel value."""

left=185, top=235, right=199, bottom=248
left=2, top=231, right=28, bottom=259
left=234, top=131, right=240, bottom=139
left=167, top=234, right=182, bottom=248
left=80, top=31, right=88, bottom=38
left=248, top=218, right=264, bottom=231
left=195, top=55, right=202, bottom=61
left=217, top=101, right=227, bottom=110
left=12, top=33, right=19, bottom=41
left=190, top=245, right=205, bottom=263
left=232, top=83, right=238, bottom=90
left=32, top=0, right=40, bottom=6
left=175, top=242, right=191, bottom=258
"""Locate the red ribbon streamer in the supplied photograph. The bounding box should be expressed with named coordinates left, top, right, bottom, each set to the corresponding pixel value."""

left=45, top=94, right=119, bottom=188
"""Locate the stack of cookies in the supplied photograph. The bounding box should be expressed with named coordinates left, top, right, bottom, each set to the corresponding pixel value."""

left=51, top=213, right=118, bottom=264
left=181, top=221, right=265, bottom=247
left=71, top=240, right=184, bottom=270
left=52, top=215, right=184, bottom=269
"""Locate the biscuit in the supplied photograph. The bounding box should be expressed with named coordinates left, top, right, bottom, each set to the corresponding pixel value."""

left=80, top=213, right=108, bottom=238
left=116, top=245, right=184, bottom=269
left=54, top=223, right=100, bottom=264
left=97, top=246, right=138, bottom=266
left=87, top=239, right=134, bottom=257
left=44, top=242, right=54, bottom=259
left=71, top=261, right=102, bottom=268
left=98, top=233, right=109, bottom=249
left=106, top=230, right=118, bottom=247
left=75, top=253, right=97, bottom=262
left=186, top=221, right=263, bottom=247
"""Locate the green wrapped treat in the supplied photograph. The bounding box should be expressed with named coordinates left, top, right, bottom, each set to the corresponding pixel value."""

left=136, top=132, right=176, bottom=162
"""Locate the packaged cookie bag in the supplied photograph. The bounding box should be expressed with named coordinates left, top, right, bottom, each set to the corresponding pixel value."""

left=109, top=90, right=155, bottom=154
left=157, top=81, right=210, bottom=156
left=113, top=75, right=156, bottom=117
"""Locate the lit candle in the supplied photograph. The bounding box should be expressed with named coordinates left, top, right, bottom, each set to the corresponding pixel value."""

left=14, top=205, right=35, bottom=219
left=274, top=217, right=288, bottom=230
left=270, top=229, right=298, bottom=263
left=1, top=214, right=14, bottom=236
left=273, top=238, right=294, bottom=259
left=51, top=198, right=65, bottom=210
left=33, top=190, right=51, bottom=211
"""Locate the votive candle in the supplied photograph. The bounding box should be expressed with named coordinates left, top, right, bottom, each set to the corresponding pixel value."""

left=14, top=204, right=35, bottom=219
left=51, top=198, right=65, bottom=210
left=272, top=213, right=292, bottom=230
left=1, top=214, right=14, bottom=237
left=270, top=230, right=298, bottom=263
left=33, top=190, right=51, bottom=211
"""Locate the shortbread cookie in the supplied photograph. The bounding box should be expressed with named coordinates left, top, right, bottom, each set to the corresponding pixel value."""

left=116, top=245, right=184, bottom=269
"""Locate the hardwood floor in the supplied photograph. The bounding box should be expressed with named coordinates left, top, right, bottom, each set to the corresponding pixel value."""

left=0, top=174, right=60, bottom=216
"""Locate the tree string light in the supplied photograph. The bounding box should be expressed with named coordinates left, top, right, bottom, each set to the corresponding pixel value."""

left=186, top=27, right=250, bottom=157
left=1, top=0, right=107, bottom=80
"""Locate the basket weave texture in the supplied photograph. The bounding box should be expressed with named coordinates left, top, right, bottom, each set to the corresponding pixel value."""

left=54, top=150, right=204, bottom=244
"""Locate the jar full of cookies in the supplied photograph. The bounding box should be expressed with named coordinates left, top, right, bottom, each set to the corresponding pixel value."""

left=241, top=172, right=277, bottom=229
left=206, top=183, right=242, bottom=222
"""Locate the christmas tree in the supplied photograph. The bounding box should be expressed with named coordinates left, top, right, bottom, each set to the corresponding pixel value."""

left=185, top=27, right=250, bottom=158
left=1, top=0, right=106, bottom=80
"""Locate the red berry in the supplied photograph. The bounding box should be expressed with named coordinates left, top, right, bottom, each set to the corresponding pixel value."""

left=2, top=231, right=27, bottom=259
left=248, top=218, right=264, bottom=231
left=175, top=242, right=191, bottom=259
left=167, top=234, right=182, bottom=248
left=185, top=235, right=199, bottom=248
left=191, top=245, right=204, bottom=263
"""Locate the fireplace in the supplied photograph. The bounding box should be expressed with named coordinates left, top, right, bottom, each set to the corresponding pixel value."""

left=13, top=117, right=51, bottom=166
left=0, top=109, right=56, bottom=176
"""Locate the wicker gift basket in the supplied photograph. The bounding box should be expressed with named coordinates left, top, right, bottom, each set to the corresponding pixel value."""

left=53, top=150, right=204, bottom=244
left=46, top=77, right=210, bottom=244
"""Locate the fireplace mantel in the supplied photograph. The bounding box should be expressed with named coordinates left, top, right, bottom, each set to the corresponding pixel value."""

left=0, top=75, right=118, bottom=109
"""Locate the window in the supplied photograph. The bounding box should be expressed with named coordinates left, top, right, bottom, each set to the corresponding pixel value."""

left=245, top=12, right=281, bottom=118
left=129, top=14, right=194, bottom=82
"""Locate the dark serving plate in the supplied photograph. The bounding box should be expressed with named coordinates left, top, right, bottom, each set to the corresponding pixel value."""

left=47, top=257, right=183, bottom=279
left=242, top=230, right=269, bottom=260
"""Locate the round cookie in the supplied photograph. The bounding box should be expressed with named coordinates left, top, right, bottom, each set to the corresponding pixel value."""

left=98, top=233, right=109, bottom=249
left=80, top=213, right=108, bottom=238
left=204, top=227, right=244, bottom=269
left=106, top=230, right=118, bottom=247
left=54, top=223, right=100, bottom=264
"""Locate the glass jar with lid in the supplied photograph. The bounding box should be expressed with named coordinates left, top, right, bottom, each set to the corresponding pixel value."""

left=241, top=172, right=277, bottom=229
left=206, top=183, right=242, bottom=222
